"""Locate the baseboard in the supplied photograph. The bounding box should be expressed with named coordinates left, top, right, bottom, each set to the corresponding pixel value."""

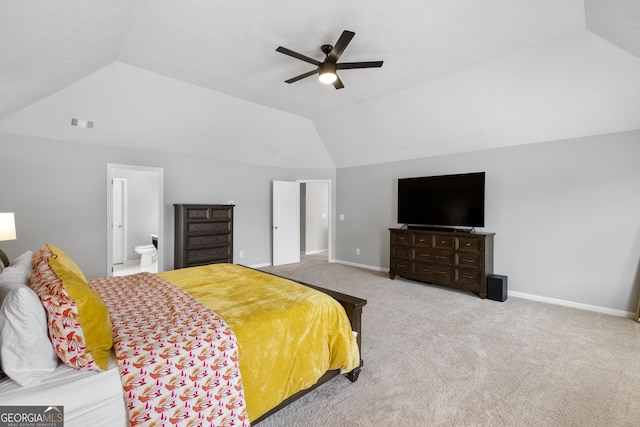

left=304, top=249, right=328, bottom=255
left=333, top=259, right=388, bottom=272
left=245, top=262, right=271, bottom=269
left=508, top=290, right=634, bottom=319
left=332, top=260, right=634, bottom=318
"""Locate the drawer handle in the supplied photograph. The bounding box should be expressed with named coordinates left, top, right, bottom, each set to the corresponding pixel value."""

left=440, top=240, right=446, bottom=244
left=435, top=255, right=446, bottom=260
left=435, top=270, right=446, bottom=275
left=465, top=243, right=471, bottom=247
left=418, top=267, right=429, bottom=272
left=462, top=274, right=474, bottom=279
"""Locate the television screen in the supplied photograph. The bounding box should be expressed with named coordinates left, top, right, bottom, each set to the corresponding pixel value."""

left=397, top=172, right=485, bottom=228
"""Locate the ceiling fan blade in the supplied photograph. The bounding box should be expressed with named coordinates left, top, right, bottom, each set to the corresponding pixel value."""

left=332, top=75, right=345, bottom=90
left=337, top=61, right=384, bottom=70
left=327, top=30, right=355, bottom=63
left=276, top=46, right=320, bottom=66
left=285, top=69, right=318, bottom=84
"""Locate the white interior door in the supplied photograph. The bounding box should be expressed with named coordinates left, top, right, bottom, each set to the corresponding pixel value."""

left=273, top=180, right=300, bottom=266
left=112, top=178, right=127, bottom=264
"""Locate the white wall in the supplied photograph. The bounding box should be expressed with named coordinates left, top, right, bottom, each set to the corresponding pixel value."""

left=336, top=130, right=640, bottom=314
left=0, top=133, right=335, bottom=278
left=315, top=31, right=640, bottom=168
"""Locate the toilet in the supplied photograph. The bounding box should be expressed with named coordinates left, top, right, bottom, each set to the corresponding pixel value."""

left=134, top=234, right=158, bottom=268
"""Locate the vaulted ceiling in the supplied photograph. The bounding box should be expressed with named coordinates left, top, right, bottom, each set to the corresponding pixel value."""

left=1, top=0, right=639, bottom=168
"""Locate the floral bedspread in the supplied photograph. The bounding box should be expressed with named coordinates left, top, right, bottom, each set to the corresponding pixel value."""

left=90, top=273, right=250, bottom=427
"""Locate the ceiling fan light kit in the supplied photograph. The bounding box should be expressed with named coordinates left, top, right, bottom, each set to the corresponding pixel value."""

left=276, top=30, right=383, bottom=89
left=318, top=62, right=337, bottom=84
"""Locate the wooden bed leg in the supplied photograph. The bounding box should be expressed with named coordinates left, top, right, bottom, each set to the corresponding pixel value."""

left=346, top=367, right=361, bottom=382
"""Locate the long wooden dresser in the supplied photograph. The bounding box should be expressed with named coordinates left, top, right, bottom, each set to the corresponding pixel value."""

left=174, top=204, right=234, bottom=269
left=389, top=228, right=494, bottom=298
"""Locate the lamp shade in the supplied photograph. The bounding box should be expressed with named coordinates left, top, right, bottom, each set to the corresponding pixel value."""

left=0, top=213, right=16, bottom=241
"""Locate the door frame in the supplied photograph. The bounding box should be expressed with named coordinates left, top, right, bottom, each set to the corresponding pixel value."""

left=112, top=177, right=127, bottom=265
left=106, top=163, right=164, bottom=276
left=272, top=179, right=333, bottom=266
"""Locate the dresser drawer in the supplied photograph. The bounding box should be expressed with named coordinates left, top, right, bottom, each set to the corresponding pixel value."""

left=455, top=268, right=483, bottom=288
left=186, top=206, right=232, bottom=220
left=412, top=263, right=454, bottom=282
left=186, top=246, right=231, bottom=264
left=413, top=249, right=454, bottom=266
left=187, top=234, right=230, bottom=249
left=456, top=252, right=482, bottom=269
left=209, top=208, right=232, bottom=220
left=457, top=236, right=483, bottom=253
left=433, top=235, right=455, bottom=250
left=391, top=258, right=411, bottom=273
left=186, top=207, right=209, bottom=219
left=391, top=246, right=410, bottom=259
left=391, top=231, right=410, bottom=246
left=412, top=233, right=432, bottom=248
left=187, top=222, right=230, bottom=234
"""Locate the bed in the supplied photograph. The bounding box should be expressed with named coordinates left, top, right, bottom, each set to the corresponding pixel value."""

left=0, top=244, right=366, bottom=426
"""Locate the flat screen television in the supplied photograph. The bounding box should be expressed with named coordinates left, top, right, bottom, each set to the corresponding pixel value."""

left=397, top=172, right=485, bottom=228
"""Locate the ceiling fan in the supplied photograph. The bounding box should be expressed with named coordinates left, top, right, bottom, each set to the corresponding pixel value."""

left=276, top=30, right=383, bottom=89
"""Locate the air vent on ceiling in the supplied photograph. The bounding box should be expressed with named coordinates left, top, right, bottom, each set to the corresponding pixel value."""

left=70, top=117, right=95, bottom=129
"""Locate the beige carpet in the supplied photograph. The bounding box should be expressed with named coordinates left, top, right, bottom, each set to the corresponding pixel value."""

left=257, top=258, right=640, bottom=427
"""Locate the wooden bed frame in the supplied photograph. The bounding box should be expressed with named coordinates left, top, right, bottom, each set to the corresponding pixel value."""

left=252, top=273, right=367, bottom=424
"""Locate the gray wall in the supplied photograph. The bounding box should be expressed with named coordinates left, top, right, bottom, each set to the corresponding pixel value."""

left=336, top=130, right=640, bottom=313
left=1, top=133, right=335, bottom=278
left=3, top=129, right=639, bottom=313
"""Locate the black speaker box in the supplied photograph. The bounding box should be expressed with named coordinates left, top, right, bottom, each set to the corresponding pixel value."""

left=487, top=274, right=508, bottom=302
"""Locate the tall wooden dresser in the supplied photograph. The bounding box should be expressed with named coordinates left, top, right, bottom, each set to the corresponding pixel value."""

left=174, top=204, right=234, bottom=269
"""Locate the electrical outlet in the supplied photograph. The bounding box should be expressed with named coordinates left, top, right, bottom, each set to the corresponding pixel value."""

left=239, top=250, right=244, bottom=258
left=356, top=248, right=360, bottom=255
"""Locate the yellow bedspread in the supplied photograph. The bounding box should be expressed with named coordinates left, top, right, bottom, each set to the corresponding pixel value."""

left=158, top=263, right=360, bottom=421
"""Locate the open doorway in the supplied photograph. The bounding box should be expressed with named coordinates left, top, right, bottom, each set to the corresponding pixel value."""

left=300, top=181, right=330, bottom=263
left=272, top=179, right=332, bottom=267
left=106, top=164, right=164, bottom=276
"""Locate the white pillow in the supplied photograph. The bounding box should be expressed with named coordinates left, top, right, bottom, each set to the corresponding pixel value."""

left=0, top=251, right=33, bottom=285
left=0, top=281, right=59, bottom=386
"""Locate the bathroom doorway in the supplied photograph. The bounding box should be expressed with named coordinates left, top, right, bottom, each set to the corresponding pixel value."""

left=106, top=164, right=164, bottom=276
